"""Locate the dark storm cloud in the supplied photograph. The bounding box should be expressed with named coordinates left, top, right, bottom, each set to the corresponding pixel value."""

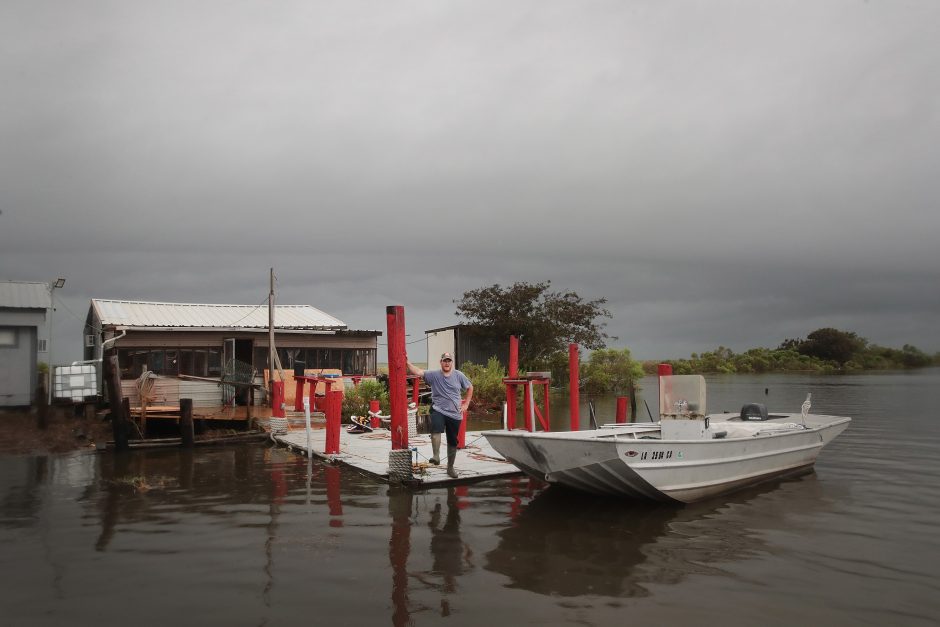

left=2, top=1, right=939, bottom=362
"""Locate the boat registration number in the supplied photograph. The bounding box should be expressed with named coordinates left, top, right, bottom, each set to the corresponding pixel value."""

left=640, top=450, right=672, bottom=461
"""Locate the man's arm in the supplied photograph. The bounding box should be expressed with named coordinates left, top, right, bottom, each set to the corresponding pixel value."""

left=460, top=384, right=473, bottom=413
left=405, top=358, right=425, bottom=377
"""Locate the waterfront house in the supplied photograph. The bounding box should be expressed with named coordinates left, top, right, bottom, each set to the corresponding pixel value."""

left=0, top=281, right=56, bottom=406
left=84, top=299, right=381, bottom=407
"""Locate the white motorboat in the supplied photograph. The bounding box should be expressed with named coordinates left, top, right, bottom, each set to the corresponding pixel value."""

left=483, top=375, right=850, bottom=503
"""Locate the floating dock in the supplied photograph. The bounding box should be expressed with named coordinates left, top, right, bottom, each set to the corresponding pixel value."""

left=274, top=426, right=522, bottom=486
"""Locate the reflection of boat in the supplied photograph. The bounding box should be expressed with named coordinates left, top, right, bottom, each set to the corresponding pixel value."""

left=485, top=475, right=828, bottom=597
left=484, top=375, right=850, bottom=503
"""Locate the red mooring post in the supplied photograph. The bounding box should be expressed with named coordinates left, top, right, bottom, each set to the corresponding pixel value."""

left=616, top=396, right=628, bottom=423
left=386, top=306, right=408, bottom=450
left=569, top=343, right=579, bottom=431
left=459, top=409, right=468, bottom=448
left=326, top=388, right=342, bottom=454
left=506, top=335, right=519, bottom=430
left=272, top=381, right=285, bottom=418
left=411, top=377, right=420, bottom=406
left=369, top=399, right=381, bottom=429
left=294, top=378, right=305, bottom=412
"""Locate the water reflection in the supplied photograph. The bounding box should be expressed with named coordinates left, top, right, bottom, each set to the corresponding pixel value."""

left=486, top=474, right=830, bottom=598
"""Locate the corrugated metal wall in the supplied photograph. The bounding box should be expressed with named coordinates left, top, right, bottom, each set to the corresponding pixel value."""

left=456, top=327, right=508, bottom=369
left=120, top=378, right=221, bottom=407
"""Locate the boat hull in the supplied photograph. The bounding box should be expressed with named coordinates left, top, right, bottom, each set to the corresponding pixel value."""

left=484, top=414, right=850, bottom=503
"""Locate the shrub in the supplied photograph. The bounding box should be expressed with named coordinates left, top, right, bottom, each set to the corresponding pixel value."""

left=460, top=357, right=507, bottom=412
left=341, top=379, right=389, bottom=421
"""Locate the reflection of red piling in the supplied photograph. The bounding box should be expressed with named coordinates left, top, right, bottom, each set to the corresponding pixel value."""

left=326, top=465, right=343, bottom=527
left=272, top=381, right=285, bottom=418
left=271, top=469, right=286, bottom=503
left=509, top=477, right=522, bottom=521
left=326, top=389, right=342, bottom=454
left=370, top=399, right=381, bottom=429
left=455, top=485, right=469, bottom=510
left=458, top=410, right=467, bottom=448
left=389, top=493, right=411, bottom=627
left=616, top=396, right=628, bottom=423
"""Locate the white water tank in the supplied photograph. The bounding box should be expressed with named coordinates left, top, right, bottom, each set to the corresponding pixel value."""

left=53, top=364, right=98, bottom=402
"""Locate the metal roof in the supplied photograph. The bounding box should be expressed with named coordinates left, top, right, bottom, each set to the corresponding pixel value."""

left=0, top=281, right=52, bottom=309
left=91, top=299, right=347, bottom=330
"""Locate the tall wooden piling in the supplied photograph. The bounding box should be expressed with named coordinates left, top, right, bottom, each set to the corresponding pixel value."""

left=325, top=389, right=342, bottom=454
left=616, top=396, right=628, bottom=423
left=569, top=343, right=579, bottom=431
left=506, top=336, right=519, bottom=430
left=386, top=305, right=408, bottom=450
left=180, top=398, right=194, bottom=448
left=105, top=354, right=129, bottom=451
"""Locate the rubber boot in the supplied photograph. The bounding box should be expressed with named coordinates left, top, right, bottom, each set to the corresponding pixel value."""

left=446, top=446, right=458, bottom=478
left=430, top=433, right=441, bottom=465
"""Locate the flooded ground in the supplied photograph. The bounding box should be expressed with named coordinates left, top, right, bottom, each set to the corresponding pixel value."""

left=2, top=370, right=938, bottom=625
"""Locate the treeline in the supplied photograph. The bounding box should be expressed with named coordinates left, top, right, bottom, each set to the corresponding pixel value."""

left=643, top=328, right=940, bottom=375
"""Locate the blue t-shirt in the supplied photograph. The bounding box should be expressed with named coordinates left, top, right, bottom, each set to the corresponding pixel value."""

left=423, top=369, right=472, bottom=420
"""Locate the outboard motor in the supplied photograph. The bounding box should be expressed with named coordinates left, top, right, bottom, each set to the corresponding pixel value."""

left=740, top=403, right=769, bottom=421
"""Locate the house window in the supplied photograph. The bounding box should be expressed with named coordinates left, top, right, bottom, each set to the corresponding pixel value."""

left=207, top=348, right=222, bottom=377
left=38, top=338, right=48, bottom=352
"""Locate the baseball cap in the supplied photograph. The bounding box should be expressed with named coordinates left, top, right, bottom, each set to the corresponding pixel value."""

left=440, top=352, right=454, bottom=361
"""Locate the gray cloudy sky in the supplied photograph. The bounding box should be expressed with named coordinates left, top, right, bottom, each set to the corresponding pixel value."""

left=2, top=0, right=939, bottom=363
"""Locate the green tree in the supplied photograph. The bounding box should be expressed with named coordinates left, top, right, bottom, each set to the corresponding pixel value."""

left=454, top=281, right=612, bottom=368
left=799, top=328, right=868, bottom=365
left=581, top=348, right=645, bottom=396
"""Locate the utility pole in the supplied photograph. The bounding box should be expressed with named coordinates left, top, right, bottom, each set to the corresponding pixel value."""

left=48, top=278, right=66, bottom=403
left=269, top=268, right=275, bottom=406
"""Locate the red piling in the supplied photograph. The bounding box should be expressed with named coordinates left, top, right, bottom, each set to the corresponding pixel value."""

left=294, top=378, right=305, bottom=412
left=507, top=335, right=519, bottom=430
left=386, top=306, right=409, bottom=450
left=325, top=389, right=342, bottom=454
left=369, top=399, right=381, bottom=429
left=272, top=381, right=285, bottom=418
left=569, top=343, right=579, bottom=431
left=616, top=396, right=628, bottom=423
left=459, top=409, right=467, bottom=448
left=523, top=381, right=533, bottom=432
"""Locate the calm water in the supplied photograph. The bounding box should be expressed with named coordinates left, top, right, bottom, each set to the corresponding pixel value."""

left=2, top=370, right=938, bottom=626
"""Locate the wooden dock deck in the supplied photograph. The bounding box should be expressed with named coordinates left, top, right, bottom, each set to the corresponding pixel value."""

left=274, top=426, right=522, bottom=486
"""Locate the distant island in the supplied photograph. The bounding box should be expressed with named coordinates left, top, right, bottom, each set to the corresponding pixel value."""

left=642, top=327, right=939, bottom=375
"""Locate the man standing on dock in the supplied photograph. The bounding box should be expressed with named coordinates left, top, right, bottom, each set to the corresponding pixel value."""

left=406, top=352, right=473, bottom=478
